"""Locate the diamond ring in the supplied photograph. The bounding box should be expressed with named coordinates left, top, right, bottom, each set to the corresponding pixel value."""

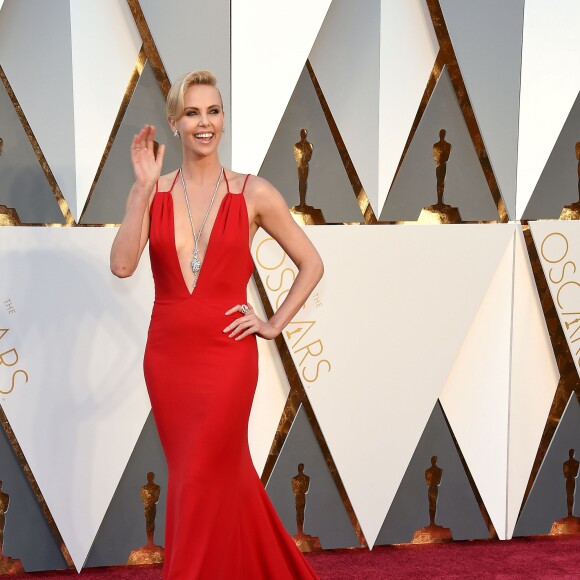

left=240, top=304, right=249, bottom=315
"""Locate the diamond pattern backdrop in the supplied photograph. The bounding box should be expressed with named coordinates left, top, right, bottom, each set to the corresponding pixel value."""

left=0, top=0, right=579, bottom=573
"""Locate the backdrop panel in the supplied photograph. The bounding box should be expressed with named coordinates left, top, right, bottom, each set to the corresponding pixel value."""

left=253, top=223, right=515, bottom=546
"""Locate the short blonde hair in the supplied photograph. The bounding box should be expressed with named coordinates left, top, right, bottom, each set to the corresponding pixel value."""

left=166, top=70, right=223, bottom=120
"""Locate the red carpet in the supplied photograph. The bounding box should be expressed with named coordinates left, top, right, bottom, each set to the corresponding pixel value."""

left=9, top=536, right=580, bottom=579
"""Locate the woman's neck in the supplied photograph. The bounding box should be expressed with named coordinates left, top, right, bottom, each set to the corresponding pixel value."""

left=181, top=152, right=222, bottom=186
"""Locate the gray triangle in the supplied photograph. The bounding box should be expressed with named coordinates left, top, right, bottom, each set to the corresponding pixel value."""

left=258, top=65, right=364, bottom=224
left=380, top=67, right=498, bottom=222
left=522, top=89, right=580, bottom=219
left=85, top=411, right=167, bottom=567
left=265, top=405, right=359, bottom=549
left=0, top=421, right=67, bottom=572
left=0, top=0, right=76, bottom=219
left=0, top=78, right=64, bottom=223
left=375, top=401, right=489, bottom=545
left=138, top=0, right=231, bottom=166
left=514, top=394, right=580, bottom=536
left=81, top=62, right=183, bottom=224
left=440, top=0, right=524, bottom=220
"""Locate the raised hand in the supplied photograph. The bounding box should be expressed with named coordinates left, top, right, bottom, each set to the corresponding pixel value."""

left=131, top=125, right=166, bottom=190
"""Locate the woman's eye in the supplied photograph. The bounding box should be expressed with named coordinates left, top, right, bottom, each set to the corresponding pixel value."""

left=210, top=109, right=220, bottom=114
left=186, top=111, right=197, bottom=116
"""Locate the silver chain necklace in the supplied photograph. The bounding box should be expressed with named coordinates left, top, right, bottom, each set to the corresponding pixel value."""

left=180, top=166, right=224, bottom=288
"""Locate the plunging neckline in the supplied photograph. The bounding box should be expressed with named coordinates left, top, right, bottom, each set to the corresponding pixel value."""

left=168, top=190, right=232, bottom=297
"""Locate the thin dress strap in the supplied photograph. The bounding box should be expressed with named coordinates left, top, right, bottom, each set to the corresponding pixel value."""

left=168, top=169, right=181, bottom=192
left=241, top=174, right=250, bottom=194
left=156, top=169, right=181, bottom=194
left=223, top=170, right=231, bottom=193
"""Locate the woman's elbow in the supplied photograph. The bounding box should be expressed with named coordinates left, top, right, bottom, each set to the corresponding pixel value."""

left=314, top=255, right=324, bottom=282
left=110, top=261, right=135, bottom=278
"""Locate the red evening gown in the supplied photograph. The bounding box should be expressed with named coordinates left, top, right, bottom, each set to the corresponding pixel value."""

left=143, top=171, right=318, bottom=579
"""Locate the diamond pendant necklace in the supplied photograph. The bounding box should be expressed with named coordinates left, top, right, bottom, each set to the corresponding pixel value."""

left=180, top=166, right=224, bottom=288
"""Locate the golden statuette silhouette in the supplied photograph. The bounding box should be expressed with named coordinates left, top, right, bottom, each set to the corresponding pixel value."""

left=127, top=472, right=165, bottom=565
left=559, top=142, right=580, bottom=220
left=0, top=482, right=25, bottom=573
left=418, top=129, right=462, bottom=224
left=0, top=206, right=21, bottom=226
left=291, top=464, right=321, bottom=552
left=550, top=449, right=580, bottom=535
left=412, top=456, right=453, bottom=544
left=289, top=129, right=326, bottom=225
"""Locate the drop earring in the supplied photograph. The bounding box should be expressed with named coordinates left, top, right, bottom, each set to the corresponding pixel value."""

left=173, top=128, right=180, bottom=138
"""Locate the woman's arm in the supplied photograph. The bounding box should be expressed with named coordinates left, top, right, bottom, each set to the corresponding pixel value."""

left=224, top=177, right=323, bottom=340
left=110, top=125, right=165, bottom=278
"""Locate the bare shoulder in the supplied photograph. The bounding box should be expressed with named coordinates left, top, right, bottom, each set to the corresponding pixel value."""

left=221, top=169, right=258, bottom=195
left=243, top=174, right=283, bottom=204
left=157, top=169, right=180, bottom=192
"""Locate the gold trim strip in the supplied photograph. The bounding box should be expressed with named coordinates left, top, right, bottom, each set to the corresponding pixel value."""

left=79, top=48, right=147, bottom=223
left=253, top=270, right=306, bottom=484
left=126, top=0, right=171, bottom=98
left=518, top=226, right=579, bottom=519
left=253, top=270, right=368, bottom=547
left=300, top=395, right=367, bottom=547
left=306, top=60, right=377, bottom=225
left=0, top=66, right=75, bottom=227
left=0, top=406, right=74, bottom=568
left=426, top=0, right=509, bottom=223
left=260, top=390, right=303, bottom=485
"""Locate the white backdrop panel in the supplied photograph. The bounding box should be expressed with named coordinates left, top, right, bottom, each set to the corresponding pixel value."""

left=0, top=227, right=292, bottom=567
left=70, top=0, right=141, bottom=221
left=231, top=0, right=331, bottom=175
left=253, top=223, right=514, bottom=546
left=530, top=221, right=580, bottom=380
left=440, top=234, right=514, bottom=539
left=507, top=226, right=559, bottom=538
left=379, top=0, right=438, bottom=215
left=0, top=228, right=154, bottom=569
left=517, top=0, right=580, bottom=218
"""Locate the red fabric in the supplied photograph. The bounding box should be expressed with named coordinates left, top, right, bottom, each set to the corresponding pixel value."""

left=143, top=177, right=318, bottom=579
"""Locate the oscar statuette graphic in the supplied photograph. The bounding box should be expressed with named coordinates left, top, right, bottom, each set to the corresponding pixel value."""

left=0, top=207, right=21, bottom=226
left=289, top=129, right=326, bottom=225
left=290, top=464, right=321, bottom=552
left=550, top=449, right=580, bottom=535
left=559, top=142, right=580, bottom=220
left=412, top=456, right=453, bottom=543
left=418, top=129, right=462, bottom=224
left=127, top=472, right=165, bottom=564
left=0, top=482, right=25, bottom=573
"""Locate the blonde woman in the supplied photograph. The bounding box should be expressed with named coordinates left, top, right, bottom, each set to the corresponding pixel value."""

left=111, top=71, right=322, bottom=579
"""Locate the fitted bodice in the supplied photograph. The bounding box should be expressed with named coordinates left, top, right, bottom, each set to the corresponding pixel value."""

left=148, top=174, right=254, bottom=307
